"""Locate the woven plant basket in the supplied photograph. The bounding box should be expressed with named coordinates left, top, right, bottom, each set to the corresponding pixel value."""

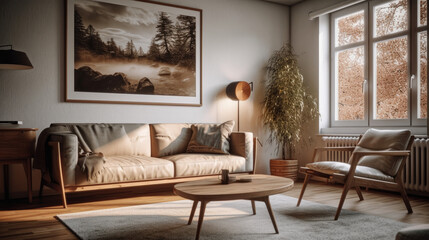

left=270, top=159, right=298, bottom=181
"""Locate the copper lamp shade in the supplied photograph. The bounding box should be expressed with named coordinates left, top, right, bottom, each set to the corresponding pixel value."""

left=226, top=81, right=251, bottom=101
left=0, top=45, right=33, bottom=70
left=226, top=81, right=252, bottom=132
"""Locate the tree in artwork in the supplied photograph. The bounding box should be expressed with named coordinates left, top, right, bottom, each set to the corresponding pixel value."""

left=74, top=9, right=196, bottom=68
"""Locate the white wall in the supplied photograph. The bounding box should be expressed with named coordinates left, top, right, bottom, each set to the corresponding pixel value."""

left=290, top=0, right=345, bottom=167
left=0, top=0, right=289, bottom=198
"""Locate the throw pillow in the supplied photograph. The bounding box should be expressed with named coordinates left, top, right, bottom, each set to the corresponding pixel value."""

left=186, top=120, right=235, bottom=154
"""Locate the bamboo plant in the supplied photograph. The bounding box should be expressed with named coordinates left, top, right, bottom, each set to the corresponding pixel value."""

left=262, top=44, right=319, bottom=159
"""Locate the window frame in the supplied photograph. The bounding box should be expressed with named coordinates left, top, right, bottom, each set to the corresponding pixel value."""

left=330, top=2, right=369, bottom=127
left=330, top=0, right=427, bottom=128
left=411, top=0, right=428, bottom=126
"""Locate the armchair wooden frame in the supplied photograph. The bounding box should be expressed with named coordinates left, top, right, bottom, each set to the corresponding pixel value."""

left=297, top=136, right=414, bottom=220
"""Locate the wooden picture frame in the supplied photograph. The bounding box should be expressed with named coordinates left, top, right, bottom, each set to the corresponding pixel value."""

left=65, top=0, right=202, bottom=106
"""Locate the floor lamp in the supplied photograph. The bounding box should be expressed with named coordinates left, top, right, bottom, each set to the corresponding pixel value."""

left=226, top=81, right=252, bottom=132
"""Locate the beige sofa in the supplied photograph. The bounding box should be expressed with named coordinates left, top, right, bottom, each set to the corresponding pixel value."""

left=35, top=122, right=256, bottom=207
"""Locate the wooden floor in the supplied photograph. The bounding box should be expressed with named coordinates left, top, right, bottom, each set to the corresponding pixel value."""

left=1, top=180, right=428, bottom=239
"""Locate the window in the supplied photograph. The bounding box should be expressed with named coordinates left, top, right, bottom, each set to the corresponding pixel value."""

left=331, top=0, right=427, bottom=127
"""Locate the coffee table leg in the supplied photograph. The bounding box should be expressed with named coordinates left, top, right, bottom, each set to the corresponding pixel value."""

left=251, top=200, right=256, bottom=215
left=188, top=201, right=199, bottom=225
left=195, top=200, right=208, bottom=240
left=263, top=196, right=279, bottom=234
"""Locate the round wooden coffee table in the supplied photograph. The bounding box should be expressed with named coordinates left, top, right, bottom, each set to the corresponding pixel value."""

left=173, top=174, right=294, bottom=240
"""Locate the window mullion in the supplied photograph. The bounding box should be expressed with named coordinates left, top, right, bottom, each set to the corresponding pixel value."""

left=367, top=0, right=372, bottom=127
left=334, top=41, right=366, bottom=52
left=372, top=30, right=410, bottom=43
left=412, top=0, right=427, bottom=125
left=411, top=0, right=418, bottom=125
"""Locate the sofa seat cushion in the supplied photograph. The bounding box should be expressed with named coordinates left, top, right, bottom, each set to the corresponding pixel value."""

left=306, top=161, right=394, bottom=182
left=162, top=153, right=246, bottom=177
left=77, top=155, right=175, bottom=184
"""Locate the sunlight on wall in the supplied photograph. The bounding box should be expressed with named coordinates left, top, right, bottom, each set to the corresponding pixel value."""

left=219, top=36, right=261, bottom=82
left=220, top=62, right=247, bottom=81
left=216, top=95, right=237, bottom=129
left=318, top=15, right=330, bottom=130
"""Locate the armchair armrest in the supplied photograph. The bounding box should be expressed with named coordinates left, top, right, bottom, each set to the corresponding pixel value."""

left=345, top=150, right=411, bottom=181
left=353, top=150, right=410, bottom=157
left=349, top=150, right=410, bottom=167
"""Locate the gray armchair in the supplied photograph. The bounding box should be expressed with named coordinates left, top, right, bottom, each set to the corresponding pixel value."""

left=296, top=128, right=414, bottom=220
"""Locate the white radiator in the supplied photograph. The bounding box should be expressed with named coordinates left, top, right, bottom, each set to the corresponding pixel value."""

left=405, top=138, right=429, bottom=192
left=322, top=135, right=429, bottom=194
left=322, top=136, right=359, bottom=163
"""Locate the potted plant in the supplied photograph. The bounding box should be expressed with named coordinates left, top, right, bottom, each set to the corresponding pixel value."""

left=262, top=44, right=319, bottom=180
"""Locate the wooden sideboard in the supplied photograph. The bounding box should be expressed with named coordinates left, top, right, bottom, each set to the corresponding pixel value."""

left=0, top=128, right=37, bottom=203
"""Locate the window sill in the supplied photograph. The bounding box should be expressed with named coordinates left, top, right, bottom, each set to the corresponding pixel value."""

left=320, top=126, right=427, bottom=136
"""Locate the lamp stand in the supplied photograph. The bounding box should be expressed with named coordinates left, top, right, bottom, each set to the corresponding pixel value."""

left=237, top=100, right=240, bottom=132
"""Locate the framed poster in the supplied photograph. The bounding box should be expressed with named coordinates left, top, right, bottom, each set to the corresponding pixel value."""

left=66, top=0, right=202, bottom=106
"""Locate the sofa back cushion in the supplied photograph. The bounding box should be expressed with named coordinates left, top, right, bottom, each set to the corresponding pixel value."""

left=51, top=123, right=151, bottom=157
left=71, top=124, right=133, bottom=156
left=122, top=124, right=151, bottom=156
left=150, top=123, right=192, bottom=157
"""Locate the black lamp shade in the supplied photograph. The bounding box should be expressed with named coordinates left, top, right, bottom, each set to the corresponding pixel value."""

left=0, top=49, right=33, bottom=70
left=226, top=81, right=251, bottom=101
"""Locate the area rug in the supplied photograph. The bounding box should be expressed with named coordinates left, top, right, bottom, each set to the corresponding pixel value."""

left=56, top=195, right=409, bottom=240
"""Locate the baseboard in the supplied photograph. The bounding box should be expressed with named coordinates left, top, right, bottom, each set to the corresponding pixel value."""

left=0, top=188, right=57, bottom=201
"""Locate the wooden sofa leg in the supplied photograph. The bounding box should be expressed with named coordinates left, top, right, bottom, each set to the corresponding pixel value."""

left=49, top=142, right=68, bottom=208
left=39, top=179, right=44, bottom=197
left=60, top=183, right=67, bottom=209
left=297, top=174, right=311, bottom=207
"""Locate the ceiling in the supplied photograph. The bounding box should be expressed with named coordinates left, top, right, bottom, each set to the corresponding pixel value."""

left=263, top=0, right=305, bottom=6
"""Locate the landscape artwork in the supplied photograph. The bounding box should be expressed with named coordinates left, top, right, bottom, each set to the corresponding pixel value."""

left=66, top=0, right=202, bottom=106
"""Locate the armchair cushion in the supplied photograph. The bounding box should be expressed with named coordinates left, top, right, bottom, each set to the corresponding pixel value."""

left=354, top=129, right=411, bottom=176
left=357, top=128, right=411, bottom=150
left=306, top=161, right=394, bottom=182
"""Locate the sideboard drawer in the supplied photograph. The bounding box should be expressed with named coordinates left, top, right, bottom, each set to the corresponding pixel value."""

left=0, top=129, right=37, bottom=160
